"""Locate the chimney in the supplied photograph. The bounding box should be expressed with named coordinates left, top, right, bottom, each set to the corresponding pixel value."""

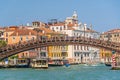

left=29, top=32, right=31, bottom=35
left=84, top=24, right=87, bottom=31
left=16, top=32, right=18, bottom=36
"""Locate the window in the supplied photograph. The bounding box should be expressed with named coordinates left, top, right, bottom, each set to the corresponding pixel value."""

left=87, top=46, right=89, bottom=50
left=41, top=52, right=46, bottom=57
left=32, top=37, right=34, bottom=40
left=74, top=59, right=76, bottom=61
left=60, top=27, right=62, bottom=31
left=74, top=33, right=75, bottom=36
left=20, top=36, right=23, bottom=41
left=26, top=36, right=29, bottom=41
left=77, top=33, right=78, bottom=36
left=52, top=27, right=54, bottom=31
left=81, top=46, right=82, bottom=50
left=64, top=26, right=66, bottom=29
left=13, top=37, right=15, bottom=40
left=77, top=45, right=79, bottom=50
left=6, top=38, right=8, bottom=42
left=74, top=53, right=76, bottom=57
left=56, top=27, right=58, bottom=29
left=84, top=53, right=86, bottom=57
left=84, top=46, right=86, bottom=50
left=6, top=33, right=8, bottom=37
left=87, top=53, right=89, bottom=57
left=86, top=34, right=88, bottom=37
left=74, top=45, right=76, bottom=50
left=117, top=34, right=119, bottom=37
left=62, top=46, right=66, bottom=50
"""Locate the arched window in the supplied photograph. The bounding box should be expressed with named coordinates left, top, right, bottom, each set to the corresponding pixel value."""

left=20, top=36, right=23, bottom=41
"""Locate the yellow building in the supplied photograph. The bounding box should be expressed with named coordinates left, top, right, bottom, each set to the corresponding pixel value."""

left=37, top=27, right=68, bottom=64
left=47, top=35, right=68, bottom=65
left=48, top=45, right=68, bottom=59
left=100, top=29, right=120, bottom=63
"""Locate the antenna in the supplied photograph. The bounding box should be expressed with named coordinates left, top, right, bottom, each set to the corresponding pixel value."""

left=90, top=24, right=92, bottom=30
left=27, top=23, right=30, bottom=26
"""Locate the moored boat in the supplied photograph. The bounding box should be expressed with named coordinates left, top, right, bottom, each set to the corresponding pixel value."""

left=105, top=62, right=111, bottom=66
left=31, top=58, right=48, bottom=69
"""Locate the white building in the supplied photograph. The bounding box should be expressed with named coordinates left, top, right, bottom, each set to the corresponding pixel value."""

left=49, top=11, right=100, bottom=64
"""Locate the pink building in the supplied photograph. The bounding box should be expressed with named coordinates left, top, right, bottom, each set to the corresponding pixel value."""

left=18, top=50, right=38, bottom=59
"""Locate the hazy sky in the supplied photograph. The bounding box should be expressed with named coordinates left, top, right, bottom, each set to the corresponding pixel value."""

left=0, top=0, right=120, bottom=32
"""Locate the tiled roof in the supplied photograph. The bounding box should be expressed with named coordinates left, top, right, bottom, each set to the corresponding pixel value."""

left=51, top=23, right=65, bottom=26
left=0, top=28, right=4, bottom=31
left=67, top=27, right=75, bottom=30
left=9, top=26, right=18, bottom=28
left=103, top=29, right=120, bottom=34
left=67, top=24, right=74, bottom=27
left=10, top=29, right=37, bottom=36
left=4, top=26, right=19, bottom=32
left=37, top=27, right=65, bottom=35
left=5, top=29, right=16, bottom=32
left=39, top=27, right=53, bottom=33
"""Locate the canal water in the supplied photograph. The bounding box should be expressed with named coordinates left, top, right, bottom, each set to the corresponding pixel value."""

left=0, top=64, right=120, bottom=80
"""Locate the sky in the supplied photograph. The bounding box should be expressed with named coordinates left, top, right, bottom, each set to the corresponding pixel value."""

left=0, top=0, right=120, bottom=32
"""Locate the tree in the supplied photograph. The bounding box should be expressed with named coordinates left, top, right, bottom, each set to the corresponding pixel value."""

left=0, top=40, right=7, bottom=47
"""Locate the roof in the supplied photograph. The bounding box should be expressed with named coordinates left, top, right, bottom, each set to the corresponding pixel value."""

left=10, top=29, right=37, bottom=36
left=0, top=28, right=4, bottom=31
left=4, top=26, right=19, bottom=32
left=102, top=29, right=120, bottom=35
left=39, top=27, right=53, bottom=33
left=67, top=24, right=75, bottom=27
left=9, top=26, right=18, bottom=28
left=86, top=28, right=98, bottom=33
left=67, top=27, right=75, bottom=30
left=49, top=22, right=65, bottom=26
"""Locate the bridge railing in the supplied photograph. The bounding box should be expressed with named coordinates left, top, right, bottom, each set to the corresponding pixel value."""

left=0, top=36, right=120, bottom=54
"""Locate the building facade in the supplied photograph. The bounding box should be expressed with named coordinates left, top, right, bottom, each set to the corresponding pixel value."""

left=100, top=29, right=120, bottom=63
left=49, top=11, right=100, bottom=64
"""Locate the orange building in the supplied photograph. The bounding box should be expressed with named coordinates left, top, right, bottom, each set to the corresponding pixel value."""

left=5, top=28, right=37, bottom=44
left=4, top=26, right=18, bottom=44
left=4, top=27, right=38, bottom=59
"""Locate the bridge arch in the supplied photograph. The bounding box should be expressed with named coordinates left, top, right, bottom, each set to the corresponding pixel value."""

left=0, top=37, right=120, bottom=60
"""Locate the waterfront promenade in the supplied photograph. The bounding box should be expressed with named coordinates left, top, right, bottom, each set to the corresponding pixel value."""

left=0, top=65, right=119, bottom=80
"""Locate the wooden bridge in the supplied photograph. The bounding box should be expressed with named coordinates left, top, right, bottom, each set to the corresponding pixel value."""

left=0, top=36, right=120, bottom=60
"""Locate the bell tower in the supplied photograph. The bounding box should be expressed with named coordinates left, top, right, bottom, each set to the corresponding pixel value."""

left=72, top=11, right=78, bottom=20
left=72, top=11, right=78, bottom=26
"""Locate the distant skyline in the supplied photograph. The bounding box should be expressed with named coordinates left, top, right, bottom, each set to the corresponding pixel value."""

left=0, top=0, right=120, bottom=32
